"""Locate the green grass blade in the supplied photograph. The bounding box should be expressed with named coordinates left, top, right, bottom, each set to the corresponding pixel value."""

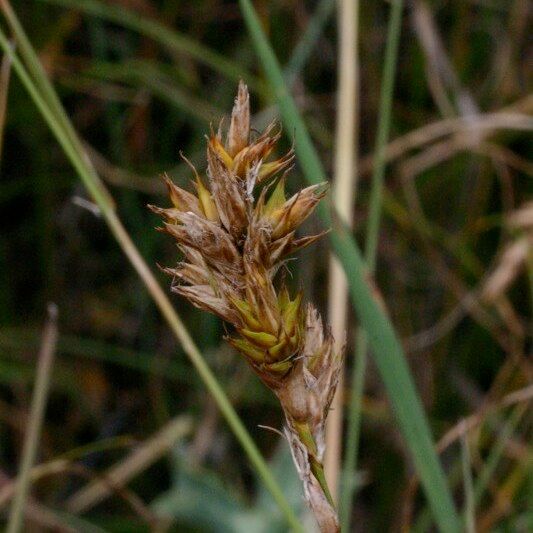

left=340, top=330, right=367, bottom=528
left=473, top=405, right=526, bottom=505
left=461, top=434, right=476, bottom=533
left=238, top=1, right=461, bottom=531
left=0, top=25, right=302, bottom=532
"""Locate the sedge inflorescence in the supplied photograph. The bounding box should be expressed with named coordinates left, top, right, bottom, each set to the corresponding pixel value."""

left=151, top=82, right=343, bottom=532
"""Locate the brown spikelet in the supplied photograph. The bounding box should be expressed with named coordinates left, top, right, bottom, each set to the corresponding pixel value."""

left=227, top=80, right=250, bottom=157
left=150, top=82, right=344, bottom=532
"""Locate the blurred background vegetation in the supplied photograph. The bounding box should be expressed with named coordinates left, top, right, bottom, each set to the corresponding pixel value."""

left=0, top=0, right=531, bottom=531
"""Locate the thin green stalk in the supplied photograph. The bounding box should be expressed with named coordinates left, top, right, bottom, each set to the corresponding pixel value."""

left=364, top=0, right=403, bottom=270
left=339, top=331, right=367, bottom=528
left=238, top=1, right=460, bottom=531
left=7, top=304, right=58, bottom=533
left=39, top=0, right=265, bottom=95
left=473, top=405, right=526, bottom=505
left=414, top=403, right=527, bottom=532
left=0, top=29, right=302, bottom=533
left=460, top=433, right=475, bottom=533
left=341, top=0, right=404, bottom=528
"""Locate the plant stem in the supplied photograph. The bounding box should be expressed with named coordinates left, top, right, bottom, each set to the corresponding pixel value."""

left=324, top=0, right=359, bottom=503
left=341, top=0, right=404, bottom=528
left=7, top=304, right=58, bottom=533
left=460, top=432, right=475, bottom=533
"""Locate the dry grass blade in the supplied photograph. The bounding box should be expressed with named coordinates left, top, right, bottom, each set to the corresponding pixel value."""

left=482, top=202, right=533, bottom=303
left=398, top=135, right=533, bottom=181
left=482, top=237, right=531, bottom=302
left=437, top=384, right=533, bottom=453
left=324, top=0, right=359, bottom=503
left=359, top=107, right=533, bottom=176
left=0, top=460, right=69, bottom=508
left=7, top=304, right=58, bottom=533
left=0, top=459, right=158, bottom=527
left=0, top=470, right=74, bottom=532
left=66, top=416, right=192, bottom=513
left=412, top=0, right=479, bottom=118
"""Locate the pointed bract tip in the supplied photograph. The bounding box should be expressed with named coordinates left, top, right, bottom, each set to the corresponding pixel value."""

left=227, top=81, right=251, bottom=157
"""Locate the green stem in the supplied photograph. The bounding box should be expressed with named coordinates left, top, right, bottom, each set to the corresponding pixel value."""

left=295, top=421, right=336, bottom=508
left=339, top=331, right=367, bottom=528
left=460, top=434, right=475, bottom=533
left=473, top=405, right=525, bottom=505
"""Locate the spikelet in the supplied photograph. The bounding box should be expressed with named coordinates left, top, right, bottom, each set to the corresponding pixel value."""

left=150, top=81, right=344, bottom=532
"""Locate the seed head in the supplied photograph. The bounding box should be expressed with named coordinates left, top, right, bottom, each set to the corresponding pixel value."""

left=151, top=81, right=344, bottom=532
left=150, top=81, right=329, bottom=382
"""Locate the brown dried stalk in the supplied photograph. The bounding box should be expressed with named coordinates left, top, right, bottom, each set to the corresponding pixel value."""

left=150, top=82, right=344, bottom=532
